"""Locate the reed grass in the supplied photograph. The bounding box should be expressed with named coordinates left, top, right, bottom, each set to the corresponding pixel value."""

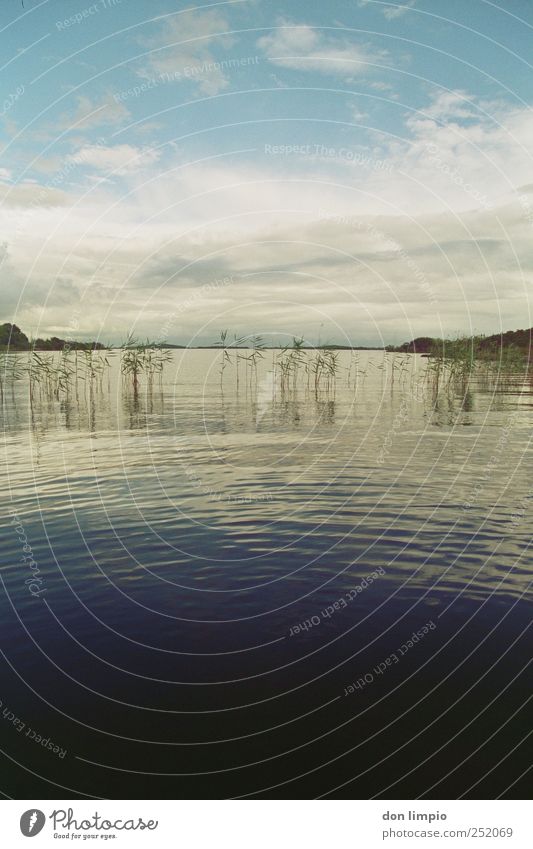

left=422, top=334, right=531, bottom=400
left=120, top=337, right=171, bottom=393
left=0, top=352, right=26, bottom=400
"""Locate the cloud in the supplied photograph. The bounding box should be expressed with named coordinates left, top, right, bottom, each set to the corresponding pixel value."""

left=0, top=178, right=70, bottom=208
left=351, top=105, right=369, bottom=122
left=64, top=93, right=131, bottom=131
left=358, top=0, right=417, bottom=19
left=2, top=198, right=530, bottom=344
left=393, top=89, right=533, bottom=214
left=422, top=89, right=478, bottom=121
left=138, top=10, right=236, bottom=96
left=3, top=91, right=533, bottom=343
left=31, top=94, right=131, bottom=144
left=68, top=144, right=160, bottom=176
left=257, top=19, right=388, bottom=79
left=382, top=1, right=417, bottom=19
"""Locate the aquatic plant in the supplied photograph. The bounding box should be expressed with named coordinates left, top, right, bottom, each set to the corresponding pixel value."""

left=53, top=349, right=75, bottom=399
left=215, top=329, right=233, bottom=387
left=0, top=353, right=6, bottom=400
left=232, top=333, right=247, bottom=389
left=120, top=336, right=170, bottom=392
left=245, top=335, right=265, bottom=389
left=0, top=352, right=26, bottom=400
left=276, top=338, right=309, bottom=396
left=420, top=332, right=533, bottom=402
left=321, top=348, right=339, bottom=394
left=142, top=346, right=172, bottom=385
left=27, top=351, right=55, bottom=402
left=346, top=351, right=358, bottom=388
left=310, top=347, right=339, bottom=397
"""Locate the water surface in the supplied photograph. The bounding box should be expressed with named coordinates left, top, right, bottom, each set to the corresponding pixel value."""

left=1, top=350, right=531, bottom=798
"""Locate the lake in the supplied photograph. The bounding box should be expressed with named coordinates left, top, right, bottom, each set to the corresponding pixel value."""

left=1, top=349, right=531, bottom=798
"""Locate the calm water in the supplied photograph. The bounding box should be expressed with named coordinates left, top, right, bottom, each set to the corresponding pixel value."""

left=1, top=350, right=531, bottom=799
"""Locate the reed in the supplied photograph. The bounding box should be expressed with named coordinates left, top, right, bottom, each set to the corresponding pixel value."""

left=0, top=352, right=26, bottom=400
left=215, top=329, right=232, bottom=387
left=233, top=333, right=247, bottom=390
left=53, top=350, right=74, bottom=399
left=28, top=351, right=55, bottom=402
left=422, top=334, right=531, bottom=400
left=245, top=335, right=265, bottom=389
left=276, top=344, right=293, bottom=396
left=310, top=347, right=339, bottom=397
left=120, top=336, right=171, bottom=393
left=0, top=352, right=6, bottom=400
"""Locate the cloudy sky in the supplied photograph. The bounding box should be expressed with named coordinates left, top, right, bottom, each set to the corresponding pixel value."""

left=1, top=0, right=532, bottom=346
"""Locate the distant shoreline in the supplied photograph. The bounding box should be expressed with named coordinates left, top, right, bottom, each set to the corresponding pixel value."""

left=1, top=322, right=531, bottom=356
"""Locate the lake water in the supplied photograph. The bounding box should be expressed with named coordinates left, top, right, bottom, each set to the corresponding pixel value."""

left=1, top=350, right=531, bottom=798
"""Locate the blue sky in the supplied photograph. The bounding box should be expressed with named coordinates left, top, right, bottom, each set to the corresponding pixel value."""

left=1, top=0, right=533, bottom=345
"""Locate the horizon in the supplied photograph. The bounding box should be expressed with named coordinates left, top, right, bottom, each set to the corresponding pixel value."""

left=1, top=319, right=532, bottom=351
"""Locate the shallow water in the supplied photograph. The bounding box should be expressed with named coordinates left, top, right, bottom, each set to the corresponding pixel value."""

left=1, top=350, right=531, bottom=798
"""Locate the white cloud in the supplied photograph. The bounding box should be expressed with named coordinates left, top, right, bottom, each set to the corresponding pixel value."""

left=69, top=144, right=160, bottom=175
left=358, top=0, right=417, bottom=19
left=65, top=93, right=131, bottom=131
left=422, top=89, right=478, bottom=121
left=3, top=91, right=533, bottom=343
left=32, top=94, right=131, bottom=144
left=382, top=1, right=417, bottom=20
left=394, top=90, right=533, bottom=214
left=257, top=19, right=388, bottom=78
left=0, top=178, right=70, bottom=208
left=351, top=105, right=369, bottom=122
left=138, top=10, right=236, bottom=96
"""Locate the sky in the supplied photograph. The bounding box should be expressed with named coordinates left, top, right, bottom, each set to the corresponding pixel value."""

left=1, top=0, right=533, bottom=346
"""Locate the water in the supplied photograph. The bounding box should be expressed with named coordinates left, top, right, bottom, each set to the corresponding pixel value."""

left=1, top=351, right=531, bottom=798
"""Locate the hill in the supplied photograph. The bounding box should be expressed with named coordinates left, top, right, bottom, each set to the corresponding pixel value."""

left=0, top=323, right=105, bottom=352
left=388, top=328, right=533, bottom=357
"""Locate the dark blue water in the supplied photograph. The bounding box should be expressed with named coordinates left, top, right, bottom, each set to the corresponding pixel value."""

left=1, top=351, right=531, bottom=798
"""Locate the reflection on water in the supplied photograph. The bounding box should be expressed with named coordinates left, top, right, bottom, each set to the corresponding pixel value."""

left=1, top=351, right=531, bottom=799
